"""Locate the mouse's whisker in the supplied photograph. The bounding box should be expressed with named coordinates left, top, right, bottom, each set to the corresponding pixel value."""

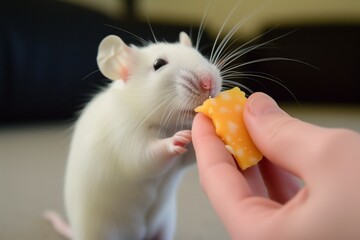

left=81, top=69, right=101, bottom=81
left=216, top=32, right=280, bottom=72
left=211, top=1, right=270, bottom=66
left=158, top=94, right=179, bottom=137
left=222, top=79, right=254, bottom=94
left=245, top=71, right=298, bottom=102
left=223, top=71, right=283, bottom=83
left=226, top=57, right=315, bottom=71
left=178, top=97, right=194, bottom=131
left=195, top=1, right=211, bottom=51
left=145, top=15, right=158, bottom=44
left=216, top=27, right=299, bottom=72
left=222, top=71, right=298, bottom=102
left=211, top=12, right=253, bottom=65
left=159, top=106, right=176, bottom=135
left=222, top=72, right=267, bottom=90
left=137, top=93, right=173, bottom=131
left=103, top=24, right=149, bottom=45
left=216, top=42, right=263, bottom=71
left=209, top=0, right=244, bottom=64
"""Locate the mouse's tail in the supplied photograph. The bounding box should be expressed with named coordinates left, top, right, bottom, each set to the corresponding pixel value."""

left=44, top=210, right=73, bottom=239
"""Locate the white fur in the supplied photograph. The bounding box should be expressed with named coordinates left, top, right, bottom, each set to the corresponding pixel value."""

left=64, top=32, right=222, bottom=240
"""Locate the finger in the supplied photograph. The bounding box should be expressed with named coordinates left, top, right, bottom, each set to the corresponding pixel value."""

left=193, top=114, right=267, bottom=197
left=192, top=113, right=269, bottom=198
left=243, top=92, right=330, bottom=179
left=192, top=114, right=254, bottom=215
left=242, top=165, right=268, bottom=198
left=192, top=113, right=252, bottom=197
left=193, top=113, right=283, bottom=237
left=192, top=114, right=271, bottom=199
left=259, top=158, right=302, bottom=204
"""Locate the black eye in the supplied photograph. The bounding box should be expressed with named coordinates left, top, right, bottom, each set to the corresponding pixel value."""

left=153, top=58, right=168, bottom=71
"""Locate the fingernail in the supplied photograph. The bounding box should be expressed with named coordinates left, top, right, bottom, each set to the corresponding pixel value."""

left=247, top=93, right=282, bottom=116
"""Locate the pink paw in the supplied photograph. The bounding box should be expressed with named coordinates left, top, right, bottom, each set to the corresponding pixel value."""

left=171, top=130, right=192, bottom=154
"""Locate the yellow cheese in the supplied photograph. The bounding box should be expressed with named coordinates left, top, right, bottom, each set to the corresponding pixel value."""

left=195, top=87, right=263, bottom=170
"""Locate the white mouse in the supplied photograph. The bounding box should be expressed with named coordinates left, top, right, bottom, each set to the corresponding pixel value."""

left=47, top=32, right=222, bottom=240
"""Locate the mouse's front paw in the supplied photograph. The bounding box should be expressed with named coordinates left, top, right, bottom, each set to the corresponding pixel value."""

left=170, top=130, right=192, bottom=154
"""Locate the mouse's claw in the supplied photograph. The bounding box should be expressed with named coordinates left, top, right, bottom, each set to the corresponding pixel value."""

left=170, top=130, right=192, bottom=155
left=145, top=130, right=192, bottom=174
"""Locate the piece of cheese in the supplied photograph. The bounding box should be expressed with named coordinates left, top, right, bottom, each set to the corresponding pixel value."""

left=195, top=87, right=263, bottom=170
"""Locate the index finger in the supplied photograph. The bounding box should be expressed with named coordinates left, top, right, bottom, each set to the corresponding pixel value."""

left=192, top=114, right=258, bottom=222
left=193, top=113, right=286, bottom=237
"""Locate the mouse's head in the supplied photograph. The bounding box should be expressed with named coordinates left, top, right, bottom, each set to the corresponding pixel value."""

left=97, top=32, right=222, bottom=132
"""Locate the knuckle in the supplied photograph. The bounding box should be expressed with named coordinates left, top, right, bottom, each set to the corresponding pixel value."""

left=262, top=116, right=300, bottom=147
left=299, top=128, right=360, bottom=171
left=317, top=128, right=359, bottom=158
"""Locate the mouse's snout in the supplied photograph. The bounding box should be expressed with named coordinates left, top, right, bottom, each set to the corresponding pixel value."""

left=200, top=76, right=214, bottom=91
left=199, top=72, right=221, bottom=98
left=201, top=72, right=222, bottom=98
left=178, top=68, right=221, bottom=100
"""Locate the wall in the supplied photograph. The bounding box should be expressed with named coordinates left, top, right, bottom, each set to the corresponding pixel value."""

left=63, top=0, right=360, bottom=37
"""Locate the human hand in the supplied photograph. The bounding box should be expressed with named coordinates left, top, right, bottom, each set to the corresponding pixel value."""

left=192, top=92, right=360, bottom=240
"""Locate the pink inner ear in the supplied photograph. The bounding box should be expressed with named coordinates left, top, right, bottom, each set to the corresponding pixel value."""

left=119, top=66, right=129, bottom=81
left=179, top=32, right=192, bottom=47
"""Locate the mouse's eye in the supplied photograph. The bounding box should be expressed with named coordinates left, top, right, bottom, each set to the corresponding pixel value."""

left=153, top=58, right=168, bottom=71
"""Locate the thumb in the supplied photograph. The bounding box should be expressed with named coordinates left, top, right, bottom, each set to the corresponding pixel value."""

left=243, top=92, right=327, bottom=179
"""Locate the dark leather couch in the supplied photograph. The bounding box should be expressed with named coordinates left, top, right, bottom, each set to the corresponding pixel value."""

left=1, top=0, right=359, bottom=124
left=0, top=0, right=209, bottom=123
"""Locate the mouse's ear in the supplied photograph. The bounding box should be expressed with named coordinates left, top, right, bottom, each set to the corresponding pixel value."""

left=179, top=32, right=192, bottom=47
left=97, top=35, right=132, bottom=81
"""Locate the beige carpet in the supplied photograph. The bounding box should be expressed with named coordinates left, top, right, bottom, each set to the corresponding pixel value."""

left=1, top=104, right=359, bottom=240
left=0, top=123, right=228, bottom=240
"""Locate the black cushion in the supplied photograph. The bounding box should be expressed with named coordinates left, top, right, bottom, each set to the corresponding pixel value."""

left=0, top=0, right=213, bottom=123
left=244, top=25, right=360, bottom=103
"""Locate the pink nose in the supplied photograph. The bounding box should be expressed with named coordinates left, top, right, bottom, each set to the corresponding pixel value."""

left=200, top=76, right=213, bottom=90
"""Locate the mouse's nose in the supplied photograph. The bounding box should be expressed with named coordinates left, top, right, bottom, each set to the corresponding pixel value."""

left=200, top=75, right=214, bottom=91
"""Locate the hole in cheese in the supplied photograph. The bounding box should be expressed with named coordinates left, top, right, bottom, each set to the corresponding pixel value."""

left=195, top=87, right=263, bottom=170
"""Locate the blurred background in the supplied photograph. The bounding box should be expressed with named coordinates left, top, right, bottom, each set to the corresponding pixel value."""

left=0, top=0, right=359, bottom=239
